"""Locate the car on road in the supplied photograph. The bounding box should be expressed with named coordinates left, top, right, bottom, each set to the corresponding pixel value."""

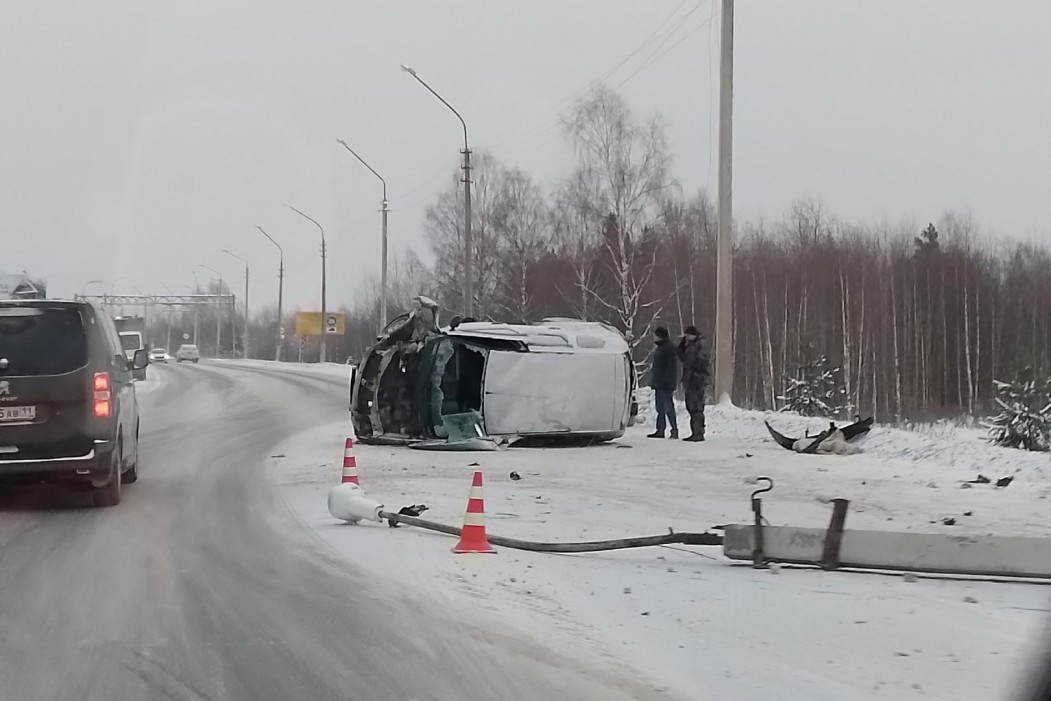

left=351, top=306, right=638, bottom=446
left=149, top=347, right=169, bottom=363
left=0, top=299, right=145, bottom=506
left=175, top=344, right=199, bottom=363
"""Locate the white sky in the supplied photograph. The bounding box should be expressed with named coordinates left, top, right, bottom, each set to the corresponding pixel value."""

left=2, top=1, right=1049, bottom=310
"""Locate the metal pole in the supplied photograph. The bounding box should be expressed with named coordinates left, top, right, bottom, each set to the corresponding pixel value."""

left=714, top=0, right=735, bottom=405
left=276, top=257, right=283, bottom=360
left=321, top=238, right=327, bottom=363
left=400, top=65, right=472, bottom=316
left=286, top=206, right=326, bottom=363
left=244, top=267, right=249, bottom=358
left=257, top=227, right=284, bottom=361
left=216, top=275, right=222, bottom=356
left=462, top=147, right=473, bottom=317
left=381, top=198, right=389, bottom=328
left=336, top=139, right=390, bottom=329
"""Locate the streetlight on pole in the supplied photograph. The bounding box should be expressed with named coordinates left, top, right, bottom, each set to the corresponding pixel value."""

left=336, top=138, right=389, bottom=329
left=198, top=264, right=223, bottom=357
left=400, top=63, right=473, bottom=317
left=221, top=249, right=250, bottom=359
left=257, top=226, right=284, bottom=362
left=285, top=205, right=327, bottom=363
left=80, top=279, right=104, bottom=297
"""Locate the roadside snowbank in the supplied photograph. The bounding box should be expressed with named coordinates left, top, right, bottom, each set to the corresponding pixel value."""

left=214, top=358, right=352, bottom=382
left=269, top=405, right=1051, bottom=701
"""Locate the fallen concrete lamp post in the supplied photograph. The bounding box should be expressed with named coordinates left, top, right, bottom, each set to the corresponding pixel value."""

left=725, top=478, right=1051, bottom=580
left=328, top=483, right=723, bottom=552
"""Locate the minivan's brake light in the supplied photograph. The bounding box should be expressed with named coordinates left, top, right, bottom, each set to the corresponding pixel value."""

left=93, top=372, right=112, bottom=418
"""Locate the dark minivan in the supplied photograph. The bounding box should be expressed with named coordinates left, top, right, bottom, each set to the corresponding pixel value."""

left=0, top=300, right=145, bottom=506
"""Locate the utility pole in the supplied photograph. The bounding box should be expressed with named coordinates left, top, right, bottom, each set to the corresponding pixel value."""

left=400, top=64, right=472, bottom=317
left=381, top=196, right=389, bottom=328
left=336, top=139, right=390, bottom=328
left=462, top=146, right=473, bottom=317
left=714, top=0, right=735, bottom=406
left=320, top=237, right=327, bottom=362
left=257, top=226, right=284, bottom=361
left=286, top=205, right=327, bottom=363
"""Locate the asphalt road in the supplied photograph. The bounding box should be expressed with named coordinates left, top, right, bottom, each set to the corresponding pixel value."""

left=0, top=361, right=667, bottom=701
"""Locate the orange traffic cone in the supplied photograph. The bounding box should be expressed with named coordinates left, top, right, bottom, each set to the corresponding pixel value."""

left=453, top=470, right=496, bottom=554
left=341, top=437, right=359, bottom=485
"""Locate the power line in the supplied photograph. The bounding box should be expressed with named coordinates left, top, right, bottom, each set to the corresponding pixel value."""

left=616, top=1, right=717, bottom=89
left=487, top=0, right=708, bottom=155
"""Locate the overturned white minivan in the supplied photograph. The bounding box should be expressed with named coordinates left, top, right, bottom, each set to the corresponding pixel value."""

left=351, top=313, right=638, bottom=446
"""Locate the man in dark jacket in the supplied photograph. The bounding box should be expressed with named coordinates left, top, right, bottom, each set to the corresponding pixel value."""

left=677, top=325, right=710, bottom=441
left=647, top=327, right=678, bottom=439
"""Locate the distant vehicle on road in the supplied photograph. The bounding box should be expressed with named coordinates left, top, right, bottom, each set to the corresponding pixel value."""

left=149, top=348, right=169, bottom=363
left=351, top=306, right=638, bottom=446
left=0, top=299, right=144, bottom=506
left=114, top=315, right=148, bottom=380
left=175, top=344, right=200, bottom=363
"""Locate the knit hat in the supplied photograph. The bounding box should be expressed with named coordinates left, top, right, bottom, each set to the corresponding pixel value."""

left=654, top=326, right=669, bottom=339
left=684, top=325, right=699, bottom=336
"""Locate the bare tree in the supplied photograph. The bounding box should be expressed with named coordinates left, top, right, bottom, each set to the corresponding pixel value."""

left=423, top=150, right=505, bottom=317
left=550, top=169, right=602, bottom=319
left=561, top=85, right=672, bottom=351
left=492, top=166, right=548, bottom=321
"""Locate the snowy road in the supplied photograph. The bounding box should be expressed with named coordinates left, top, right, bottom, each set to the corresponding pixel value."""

left=257, top=362, right=1051, bottom=701
left=0, top=361, right=666, bottom=701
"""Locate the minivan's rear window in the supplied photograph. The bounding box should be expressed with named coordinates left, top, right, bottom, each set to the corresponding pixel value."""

left=0, top=307, right=88, bottom=376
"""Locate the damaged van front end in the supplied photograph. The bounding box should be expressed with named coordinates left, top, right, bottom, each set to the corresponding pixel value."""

left=350, top=312, right=637, bottom=447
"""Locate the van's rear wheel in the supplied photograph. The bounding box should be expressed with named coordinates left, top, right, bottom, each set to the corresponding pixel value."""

left=123, top=425, right=139, bottom=484
left=93, top=447, right=122, bottom=507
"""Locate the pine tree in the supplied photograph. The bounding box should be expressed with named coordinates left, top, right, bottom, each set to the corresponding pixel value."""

left=986, top=371, right=1051, bottom=452
left=778, top=355, right=847, bottom=417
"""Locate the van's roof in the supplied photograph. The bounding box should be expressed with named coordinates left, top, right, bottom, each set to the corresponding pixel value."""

left=0, top=299, right=93, bottom=310
left=447, top=319, right=629, bottom=354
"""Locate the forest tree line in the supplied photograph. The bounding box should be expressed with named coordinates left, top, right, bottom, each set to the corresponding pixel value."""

left=157, top=86, right=1051, bottom=422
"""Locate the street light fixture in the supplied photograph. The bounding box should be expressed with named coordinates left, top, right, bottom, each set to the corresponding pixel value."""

left=198, top=264, right=223, bottom=356
left=257, top=226, right=284, bottom=362
left=336, top=138, right=389, bottom=328
left=285, top=204, right=328, bottom=363
left=221, top=249, right=250, bottom=359
left=400, top=63, right=473, bottom=317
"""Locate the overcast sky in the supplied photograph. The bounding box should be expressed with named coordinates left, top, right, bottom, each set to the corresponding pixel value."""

left=2, top=1, right=1049, bottom=310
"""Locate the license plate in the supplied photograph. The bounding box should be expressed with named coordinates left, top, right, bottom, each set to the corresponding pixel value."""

left=0, top=406, right=36, bottom=422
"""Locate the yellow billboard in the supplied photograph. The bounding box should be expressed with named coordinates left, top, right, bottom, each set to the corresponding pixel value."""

left=295, top=311, right=345, bottom=336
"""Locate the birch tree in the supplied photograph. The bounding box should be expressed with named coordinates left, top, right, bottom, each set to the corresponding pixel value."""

left=561, top=85, right=672, bottom=351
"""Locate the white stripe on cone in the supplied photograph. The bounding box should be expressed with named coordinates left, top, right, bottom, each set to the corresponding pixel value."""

left=468, top=486, right=484, bottom=499
left=462, top=512, right=486, bottom=527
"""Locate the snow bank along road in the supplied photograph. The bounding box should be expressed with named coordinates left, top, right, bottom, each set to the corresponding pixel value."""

left=0, top=360, right=667, bottom=701
left=253, top=361, right=1051, bottom=701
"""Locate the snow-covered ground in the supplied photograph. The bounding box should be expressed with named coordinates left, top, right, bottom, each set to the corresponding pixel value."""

left=266, top=393, right=1051, bottom=701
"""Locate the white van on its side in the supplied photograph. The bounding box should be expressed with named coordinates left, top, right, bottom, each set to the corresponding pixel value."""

left=351, top=315, right=638, bottom=446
